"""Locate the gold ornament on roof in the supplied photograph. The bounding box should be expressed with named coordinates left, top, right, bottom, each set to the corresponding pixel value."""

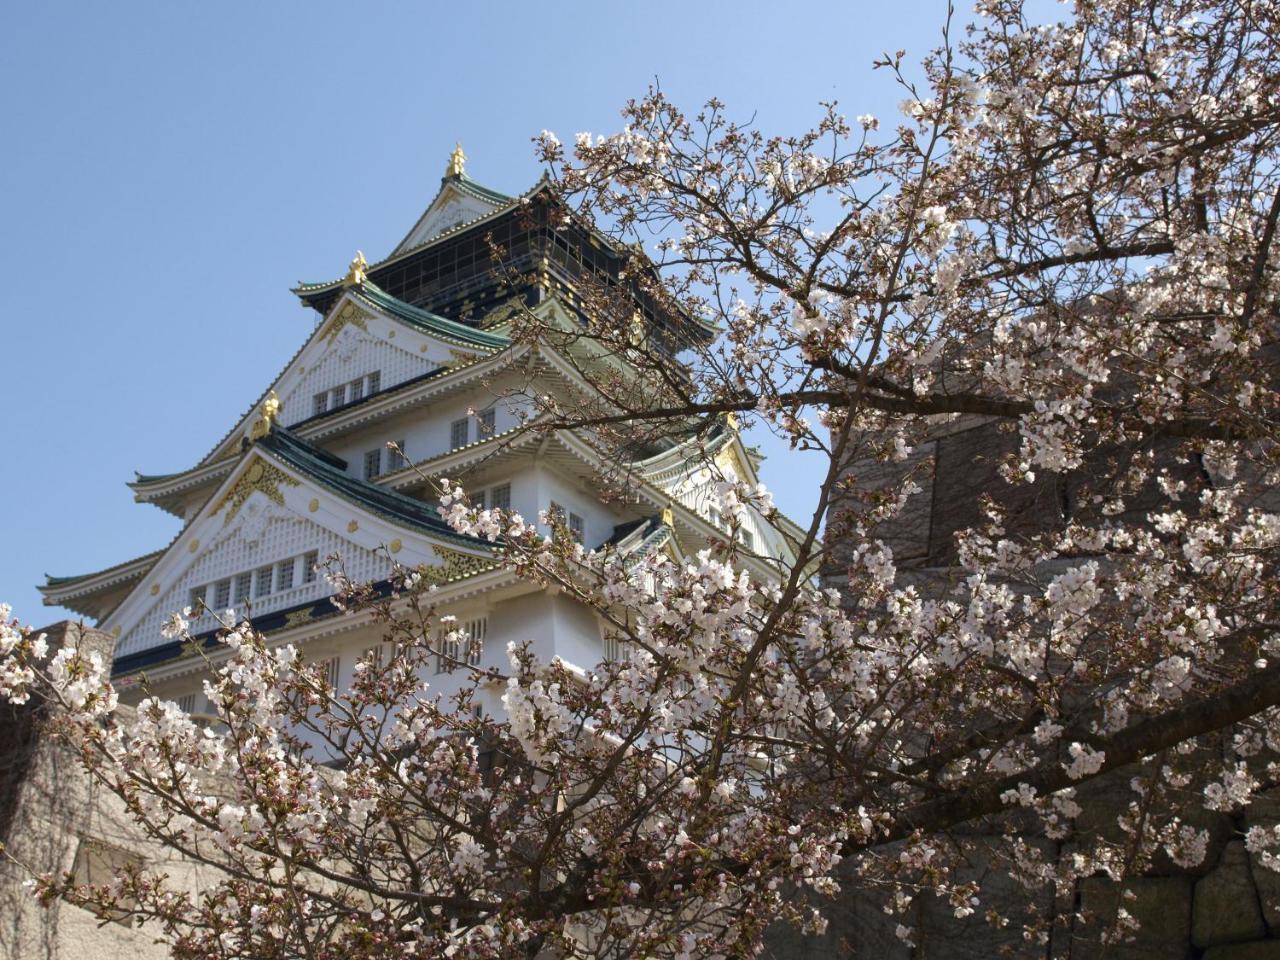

left=446, top=142, right=466, bottom=178
left=212, top=456, right=300, bottom=526
left=249, top=390, right=281, bottom=441
left=343, top=250, right=369, bottom=288
left=661, top=505, right=675, bottom=527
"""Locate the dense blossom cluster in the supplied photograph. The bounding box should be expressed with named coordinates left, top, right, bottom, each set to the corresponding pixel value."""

left=4, top=0, right=1280, bottom=954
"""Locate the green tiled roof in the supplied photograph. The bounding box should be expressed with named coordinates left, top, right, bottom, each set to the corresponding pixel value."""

left=350, top=282, right=510, bottom=350
left=45, top=549, right=164, bottom=589
left=259, top=427, right=494, bottom=549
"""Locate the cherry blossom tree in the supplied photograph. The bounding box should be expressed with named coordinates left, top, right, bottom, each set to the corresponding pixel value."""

left=5, top=0, right=1280, bottom=955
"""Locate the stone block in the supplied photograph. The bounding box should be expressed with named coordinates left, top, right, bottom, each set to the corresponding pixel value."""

left=1242, top=813, right=1280, bottom=935
left=1072, top=876, right=1192, bottom=960
left=763, top=886, right=912, bottom=960
left=1203, top=943, right=1280, bottom=960
left=913, top=838, right=1056, bottom=960
left=1194, top=841, right=1267, bottom=949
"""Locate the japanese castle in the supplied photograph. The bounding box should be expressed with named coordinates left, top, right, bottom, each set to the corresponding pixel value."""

left=39, top=147, right=801, bottom=721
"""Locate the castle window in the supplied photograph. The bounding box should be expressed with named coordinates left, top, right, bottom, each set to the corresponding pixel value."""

left=255, top=565, right=274, bottom=597
left=330, top=386, right=345, bottom=410
left=303, top=551, right=319, bottom=584
left=478, top=408, right=496, bottom=437
left=436, top=627, right=459, bottom=674
left=234, top=572, right=253, bottom=604
left=349, top=377, right=364, bottom=402
left=738, top=529, right=755, bottom=551
left=276, top=558, right=295, bottom=591
left=364, top=448, right=383, bottom=479
left=188, top=585, right=205, bottom=613
left=568, top=512, right=585, bottom=544
left=316, top=656, right=340, bottom=690
left=465, top=617, right=486, bottom=666
left=177, top=693, right=196, bottom=714
left=450, top=418, right=469, bottom=449
left=312, top=392, right=327, bottom=417
left=366, top=371, right=381, bottom=394
left=389, top=439, right=408, bottom=471
left=213, top=579, right=231, bottom=610
left=490, top=483, right=511, bottom=511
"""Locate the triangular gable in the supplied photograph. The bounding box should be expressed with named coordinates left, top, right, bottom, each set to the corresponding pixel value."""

left=202, top=286, right=506, bottom=465
left=105, top=441, right=495, bottom=660
left=391, top=177, right=509, bottom=256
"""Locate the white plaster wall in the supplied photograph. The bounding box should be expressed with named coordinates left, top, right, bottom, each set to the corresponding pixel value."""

left=325, top=375, right=531, bottom=474
left=281, top=327, right=435, bottom=426
left=535, top=467, right=629, bottom=551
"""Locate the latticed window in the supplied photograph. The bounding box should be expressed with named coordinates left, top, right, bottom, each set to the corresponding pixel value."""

left=364, top=449, right=382, bottom=479
left=738, top=528, right=755, bottom=550
left=367, top=371, right=381, bottom=394
left=568, top=513, right=585, bottom=544
left=177, top=693, right=196, bottom=714
left=303, top=551, right=319, bottom=584
left=276, top=558, right=295, bottom=591
left=490, top=483, right=511, bottom=511
left=362, top=643, right=385, bottom=669
left=255, top=565, right=273, bottom=597
left=316, top=656, right=340, bottom=690
left=436, top=627, right=459, bottom=674
left=235, top=572, right=253, bottom=604
left=330, top=386, right=345, bottom=410
left=312, top=392, right=327, bottom=417
left=213, top=579, right=231, bottom=610
left=465, top=617, right=486, bottom=666
left=478, top=408, right=496, bottom=437
left=389, top=439, right=408, bottom=471
left=349, top=377, right=364, bottom=402
left=451, top=418, right=469, bottom=449
left=188, top=585, right=205, bottom=613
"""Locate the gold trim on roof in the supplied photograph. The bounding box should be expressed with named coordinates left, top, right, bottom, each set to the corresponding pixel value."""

left=419, top=545, right=496, bottom=585
left=321, top=300, right=374, bottom=346
left=248, top=390, right=280, bottom=441
left=211, top=457, right=300, bottom=526
left=343, top=250, right=369, bottom=288
left=446, top=142, right=466, bottom=178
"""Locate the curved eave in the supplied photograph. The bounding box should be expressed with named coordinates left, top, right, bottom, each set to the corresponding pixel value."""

left=349, top=283, right=510, bottom=350
left=41, top=550, right=164, bottom=618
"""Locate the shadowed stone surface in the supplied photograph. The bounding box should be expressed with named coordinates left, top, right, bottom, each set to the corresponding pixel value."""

left=1193, top=841, right=1266, bottom=949
left=1072, top=876, right=1193, bottom=960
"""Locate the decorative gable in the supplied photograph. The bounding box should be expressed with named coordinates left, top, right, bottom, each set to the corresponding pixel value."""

left=105, top=447, right=494, bottom=661
left=392, top=180, right=506, bottom=255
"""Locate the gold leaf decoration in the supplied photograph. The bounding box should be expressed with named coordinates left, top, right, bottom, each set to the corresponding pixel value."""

left=308, top=498, right=320, bottom=513
left=149, top=583, right=160, bottom=596
left=321, top=300, right=373, bottom=346
left=418, top=545, right=498, bottom=585
left=389, top=538, right=402, bottom=554
left=283, top=609, right=313, bottom=629
left=448, top=349, right=483, bottom=369
left=212, top=457, right=300, bottom=526
left=188, top=539, right=200, bottom=553
left=347, top=520, right=359, bottom=533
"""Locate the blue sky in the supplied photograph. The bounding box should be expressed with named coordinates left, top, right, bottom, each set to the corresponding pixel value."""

left=1, top=1, right=954, bottom=625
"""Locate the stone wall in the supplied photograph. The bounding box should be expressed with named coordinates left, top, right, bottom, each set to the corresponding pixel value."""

left=0, top=622, right=208, bottom=960
left=783, top=416, right=1280, bottom=959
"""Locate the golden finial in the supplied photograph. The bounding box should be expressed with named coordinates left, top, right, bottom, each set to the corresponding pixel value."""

left=249, top=390, right=281, bottom=441
left=725, top=412, right=739, bottom=431
left=343, top=250, right=368, bottom=288
left=661, top=505, right=675, bottom=528
left=446, top=142, right=466, bottom=178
